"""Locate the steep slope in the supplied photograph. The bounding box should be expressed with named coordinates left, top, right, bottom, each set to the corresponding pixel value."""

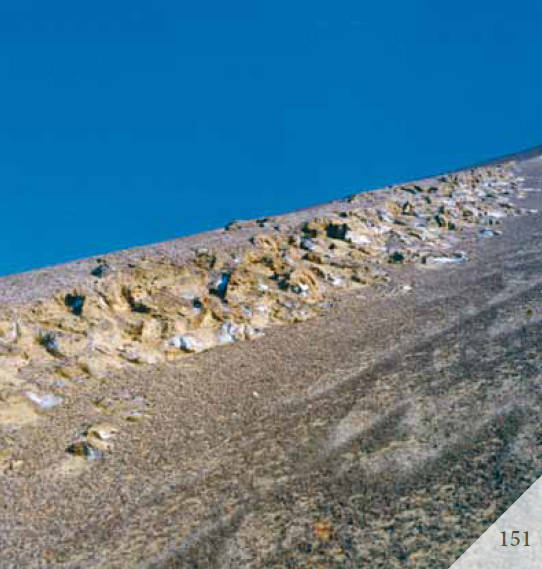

left=1, top=151, right=542, bottom=567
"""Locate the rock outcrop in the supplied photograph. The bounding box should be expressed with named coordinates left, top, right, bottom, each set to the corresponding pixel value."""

left=0, top=163, right=536, bottom=438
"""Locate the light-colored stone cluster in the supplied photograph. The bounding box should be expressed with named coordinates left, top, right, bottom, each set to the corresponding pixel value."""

left=0, top=163, right=536, bottom=436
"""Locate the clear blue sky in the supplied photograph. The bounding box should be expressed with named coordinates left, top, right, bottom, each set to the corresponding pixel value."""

left=1, top=1, right=541, bottom=276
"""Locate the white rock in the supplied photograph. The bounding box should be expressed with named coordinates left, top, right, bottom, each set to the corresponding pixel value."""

left=485, top=210, right=506, bottom=219
left=26, top=391, right=63, bottom=409
left=291, top=283, right=309, bottom=296
left=168, top=336, right=182, bottom=349
left=330, top=276, right=346, bottom=287
left=179, top=336, right=202, bottom=352
left=217, top=322, right=244, bottom=344
left=345, top=231, right=372, bottom=246
left=169, top=335, right=202, bottom=352
left=245, top=327, right=264, bottom=340
left=479, top=229, right=499, bottom=238
left=424, top=252, right=468, bottom=265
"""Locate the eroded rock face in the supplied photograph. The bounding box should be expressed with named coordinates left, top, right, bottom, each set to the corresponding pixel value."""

left=0, top=163, right=535, bottom=431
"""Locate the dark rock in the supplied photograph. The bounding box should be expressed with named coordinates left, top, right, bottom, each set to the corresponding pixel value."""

left=39, top=331, right=61, bottom=356
left=210, top=273, right=231, bottom=299
left=66, top=439, right=104, bottom=460
left=91, top=263, right=110, bottom=278
left=326, top=223, right=349, bottom=240
left=389, top=251, right=406, bottom=264
left=130, top=301, right=151, bottom=314
left=65, top=294, right=85, bottom=316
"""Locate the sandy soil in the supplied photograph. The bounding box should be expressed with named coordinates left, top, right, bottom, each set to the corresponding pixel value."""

left=1, top=151, right=542, bottom=568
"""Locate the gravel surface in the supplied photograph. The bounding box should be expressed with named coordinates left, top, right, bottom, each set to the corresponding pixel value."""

left=1, top=150, right=542, bottom=568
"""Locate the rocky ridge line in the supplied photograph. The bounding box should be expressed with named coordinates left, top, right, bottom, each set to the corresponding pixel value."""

left=0, top=162, right=538, bottom=467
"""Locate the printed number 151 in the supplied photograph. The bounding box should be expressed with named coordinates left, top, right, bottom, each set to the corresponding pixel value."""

left=500, top=531, right=530, bottom=547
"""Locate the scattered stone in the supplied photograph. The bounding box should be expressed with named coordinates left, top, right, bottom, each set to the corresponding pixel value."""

left=66, top=439, right=104, bottom=460
left=211, top=273, right=231, bottom=299
left=423, top=252, right=468, bottom=265
left=225, top=219, right=245, bottom=231
left=389, top=251, right=406, bottom=264
left=195, top=248, right=217, bottom=270
left=64, top=294, right=85, bottom=316
left=66, top=423, right=119, bottom=459
left=479, top=229, right=500, bottom=238
left=91, top=262, right=110, bottom=278
left=25, top=391, right=63, bottom=409
left=124, top=410, right=147, bottom=422
left=86, top=423, right=119, bottom=442
left=245, top=327, right=264, bottom=340
left=0, top=163, right=532, bottom=387
left=130, top=300, right=151, bottom=314
left=38, top=330, right=61, bottom=357
left=170, top=335, right=202, bottom=353
left=326, top=222, right=349, bottom=240
left=218, top=322, right=240, bottom=344
left=300, top=237, right=317, bottom=251
left=8, top=459, right=24, bottom=471
left=345, top=231, right=371, bottom=246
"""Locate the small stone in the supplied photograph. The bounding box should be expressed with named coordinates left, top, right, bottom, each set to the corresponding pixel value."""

left=38, top=330, right=61, bottom=356
left=168, top=336, right=182, bottom=349
left=130, top=300, right=151, bottom=314
left=389, top=251, right=405, bottom=264
left=326, top=222, right=349, bottom=240
left=217, top=322, right=244, bottom=344
left=195, top=248, right=217, bottom=270
left=182, top=336, right=202, bottom=352
left=423, top=252, right=468, bottom=265
left=224, top=219, right=242, bottom=231
left=330, top=275, right=346, bottom=287
left=86, top=423, right=119, bottom=441
left=66, top=439, right=104, bottom=460
left=245, top=327, right=264, bottom=340
left=125, top=410, right=146, bottom=422
left=64, top=294, right=85, bottom=316
left=291, top=283, right=309, bottom=296
left=211, top=273, right=231, bottom=299
left=91, top=262, right=110, bottom=278
left=479, top=228, right=500, bottom=238
left=170, top=335, right=202, bottom=353
left=485, top=210, right=507, bottom=219
left=8, top=459, right=24, bottom=471
left=345, top=231, right=371, bottom=246
left=300, top=237, right=317, bottom=251
left=25, top=392, right=63, bottom=409
left=374, top=209, right=392, bottom=223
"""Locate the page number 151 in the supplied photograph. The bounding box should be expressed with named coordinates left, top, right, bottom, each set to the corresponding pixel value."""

left=500, top=531, right=530, bottom=547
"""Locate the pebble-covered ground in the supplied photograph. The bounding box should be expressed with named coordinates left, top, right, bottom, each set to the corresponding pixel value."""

left=0, top=161, right=537, bottom=450
left=1, top=152, right=542, bottom=567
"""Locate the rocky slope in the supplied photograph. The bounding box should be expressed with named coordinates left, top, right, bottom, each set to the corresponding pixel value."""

left=1, top=151, right=542, bottom=568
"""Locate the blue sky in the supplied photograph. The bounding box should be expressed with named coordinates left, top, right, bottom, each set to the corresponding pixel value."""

left=1, top=1, right=541, bottom=276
